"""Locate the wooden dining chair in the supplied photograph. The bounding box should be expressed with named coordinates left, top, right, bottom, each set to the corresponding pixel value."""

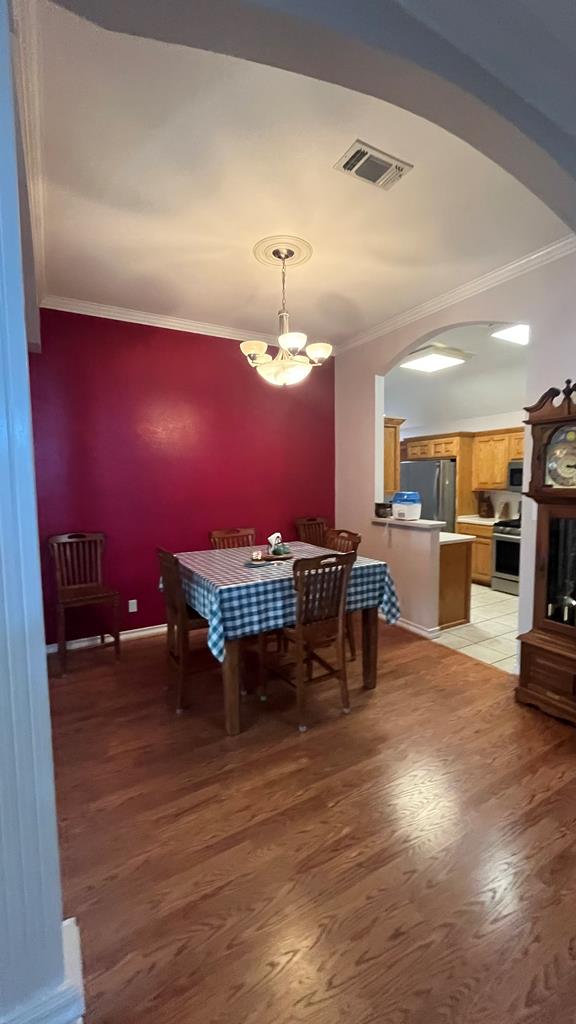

left=48, top=532, right=120, bottom=675
left=271, top=550, right=356, bottom=732
left=157, top=548, right=208, bottom=714
left=324, top=528, right=361, bottom=554
left=209, top=528, right=256, bottom=549
left=295, top=517, right=327, bottom=546
left=324, top=529, right=362, bottom=660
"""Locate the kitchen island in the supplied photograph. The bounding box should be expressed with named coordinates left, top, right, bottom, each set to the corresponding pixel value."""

left=372, top=518, right=474, bottom=637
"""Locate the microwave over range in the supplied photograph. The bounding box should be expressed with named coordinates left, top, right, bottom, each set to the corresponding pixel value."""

left=507, top=459, right=523, bottom=491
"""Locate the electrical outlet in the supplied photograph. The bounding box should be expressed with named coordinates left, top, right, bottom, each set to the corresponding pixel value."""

left=128, top=599, right=138, bottom=613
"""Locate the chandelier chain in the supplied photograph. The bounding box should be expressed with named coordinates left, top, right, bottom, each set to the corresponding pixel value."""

left=281, top=257, right=287, bottom=314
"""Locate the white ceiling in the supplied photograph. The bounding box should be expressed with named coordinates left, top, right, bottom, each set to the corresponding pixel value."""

left=384, top=324, right=528, bottom=428
left=36, top=1, right=567, bottom=347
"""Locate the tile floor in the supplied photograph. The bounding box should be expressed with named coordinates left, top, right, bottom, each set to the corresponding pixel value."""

left=434, top=583, right=519, bottom=674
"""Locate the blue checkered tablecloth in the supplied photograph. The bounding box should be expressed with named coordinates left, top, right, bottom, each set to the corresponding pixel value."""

left=176, top=542, right=400, bottom=662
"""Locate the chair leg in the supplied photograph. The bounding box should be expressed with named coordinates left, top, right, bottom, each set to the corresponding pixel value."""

left=346, top=613, right=357, bottom=661
left=100, top=633, right=105, bottom=645
left=113, top=597, right=121, bottom=660
left=175, top=625, right=189, bottom=715
left=166, top=610, right=176, bottom=661
left=257, top=634, right=267, bottom=700
left=295, top=637, right=307, bottom=732
left=337, top=629, right=351, bottom=714
left=57, top=604, right=67, bottom=676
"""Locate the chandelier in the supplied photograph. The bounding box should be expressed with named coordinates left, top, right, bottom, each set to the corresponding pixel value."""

left=239, top=243, right=332, bottom=386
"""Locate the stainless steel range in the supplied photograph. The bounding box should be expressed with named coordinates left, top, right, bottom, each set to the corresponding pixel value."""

left=492, top=517, right=521, bottom=595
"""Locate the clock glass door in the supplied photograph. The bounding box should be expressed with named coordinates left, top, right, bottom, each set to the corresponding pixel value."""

left=545, top=425, right=576, bottom=487
left=545, top=515, right=576, bottom=628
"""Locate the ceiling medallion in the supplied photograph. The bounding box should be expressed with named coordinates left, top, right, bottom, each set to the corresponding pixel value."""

left=240, top=240, right=332, bottom=387
left=252, top=235, right=313, bottom=268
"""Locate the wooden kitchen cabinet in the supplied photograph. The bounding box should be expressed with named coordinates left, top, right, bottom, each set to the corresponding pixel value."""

left=439, top=539, right=473, bottom=629
left=400, top=424, right=524, bottom=515
left=455, top=523, right=493, bottom=584
left=508, top=431, right=524, bottom=460
left=402, top=432, right=475, bottom=516
left=383, top=417, right=405, bottom=493
left=407, top=436, right=459, bottom=459
left=431, top=437, right=459, bottom=457
left=471, top=536, right=493, bottom=582
left=406, top=439, right=432, bottom=459
left=472, top=434, right=510, bottom=490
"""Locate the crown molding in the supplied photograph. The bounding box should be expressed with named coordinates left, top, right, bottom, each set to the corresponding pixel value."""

left=340, top=234, right=576, bottom=353
left=40, top=295, right=278, bottom=344
left=11, top=0, right=46, bottom=299
left=41, top=232, right=576, bottom=352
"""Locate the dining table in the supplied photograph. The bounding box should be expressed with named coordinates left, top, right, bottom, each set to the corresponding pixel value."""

left=176, top=541, right=400, bottom=735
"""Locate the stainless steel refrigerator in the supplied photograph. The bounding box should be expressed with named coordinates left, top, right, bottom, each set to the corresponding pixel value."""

left=399, top=459, right=457, bottom=530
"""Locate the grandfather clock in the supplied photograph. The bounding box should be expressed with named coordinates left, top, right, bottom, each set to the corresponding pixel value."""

left=516, top=379, right=576, bottom=724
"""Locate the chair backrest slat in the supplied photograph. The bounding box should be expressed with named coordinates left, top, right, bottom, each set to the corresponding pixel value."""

left=210, top=528, right=256, bottom=549
left=48, top=532, right=105, bottom=591
left=295, top=517, right=327, bottom=546
left=293, top=551, right=356, bottom=626
left=156, top=548, right=187, bottom=616
left=324, top=528, right=361, bottom=554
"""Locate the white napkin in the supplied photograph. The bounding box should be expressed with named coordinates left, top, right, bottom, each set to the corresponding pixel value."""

left=267, top=531, right=282, bottom=553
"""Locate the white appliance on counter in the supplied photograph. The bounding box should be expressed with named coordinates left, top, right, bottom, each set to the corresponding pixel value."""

left=399, top=459, right=457, bottom=531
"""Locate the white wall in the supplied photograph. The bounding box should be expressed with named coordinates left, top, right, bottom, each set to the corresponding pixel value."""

left=374, top=376, right=386, bottom=502
left=335, top=250, right=576, bottom=640
left=519, top=295, right=576, bottom=632
left=401, top=410, right=524, bottom=438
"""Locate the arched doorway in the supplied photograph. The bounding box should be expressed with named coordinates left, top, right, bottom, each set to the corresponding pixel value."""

left=375, top=320, right=528, bottom=670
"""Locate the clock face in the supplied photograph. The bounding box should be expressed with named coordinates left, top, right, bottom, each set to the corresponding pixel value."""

left=546, top=426, right=576, bottom=487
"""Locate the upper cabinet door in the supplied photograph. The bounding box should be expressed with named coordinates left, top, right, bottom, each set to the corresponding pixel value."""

left=406, top=440, right=432, bottom=459
left=491, top=435, right=510, bottom=486
left=472, top=434, right=510, bottom=489
left=472, top=436, right=495, bottom=489
left=431, top=437, right=458, bottom=457
left=508, top=432, right=524, bottom=460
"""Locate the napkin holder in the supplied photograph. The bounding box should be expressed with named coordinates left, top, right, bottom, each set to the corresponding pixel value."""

left=267, top=531, right=290, bottom=556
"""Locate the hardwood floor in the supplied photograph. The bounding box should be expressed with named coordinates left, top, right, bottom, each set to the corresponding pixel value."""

left=49, top=625, right=576, bottom=1024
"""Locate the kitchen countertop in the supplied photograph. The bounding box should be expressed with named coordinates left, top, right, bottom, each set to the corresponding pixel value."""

left=439, top=531, right=475, bottom=545
left=456, top=515, right=497, bottom=527
left=372, top=517, right=447, bottom=530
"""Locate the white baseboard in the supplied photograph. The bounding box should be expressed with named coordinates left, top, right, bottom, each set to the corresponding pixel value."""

left=395, top=616, right=441, bottom=640
left=62, top=918, right=83, bottom=1021
left=46, top=622, right=166, bottom=655
left=2, top=920, right=84, bottom=1024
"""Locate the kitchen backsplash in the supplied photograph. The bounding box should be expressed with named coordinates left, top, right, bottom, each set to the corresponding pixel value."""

left=486, top=491, right=521, bottom=520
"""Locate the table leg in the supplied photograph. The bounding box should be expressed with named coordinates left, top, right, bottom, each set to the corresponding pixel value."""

left=362, top=607, right=378, bottom=690
left=222, top=639, right=241, bottom=735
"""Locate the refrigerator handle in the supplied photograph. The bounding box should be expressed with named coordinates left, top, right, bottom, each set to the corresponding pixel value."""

left=433, top=462, right=440, bottom=520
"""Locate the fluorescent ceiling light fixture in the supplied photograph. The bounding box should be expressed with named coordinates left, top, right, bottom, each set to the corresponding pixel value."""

left=491, top=323, right=530, bottom=345
left=400, top=345, right=469, bottom=373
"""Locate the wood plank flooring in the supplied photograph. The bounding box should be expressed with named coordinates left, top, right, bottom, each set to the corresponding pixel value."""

left=49, top=625, right=576, bottom=1024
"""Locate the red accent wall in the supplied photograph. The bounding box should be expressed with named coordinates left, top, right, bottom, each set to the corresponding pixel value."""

left=30, top=309, right=335, bottom=642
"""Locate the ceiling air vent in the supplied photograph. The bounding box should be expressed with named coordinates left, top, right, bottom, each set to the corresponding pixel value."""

left=334, top=140, right=413, bottom=190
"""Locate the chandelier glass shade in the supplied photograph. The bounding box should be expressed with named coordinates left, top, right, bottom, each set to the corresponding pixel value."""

left=240, top=247, right=332, bottom=386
